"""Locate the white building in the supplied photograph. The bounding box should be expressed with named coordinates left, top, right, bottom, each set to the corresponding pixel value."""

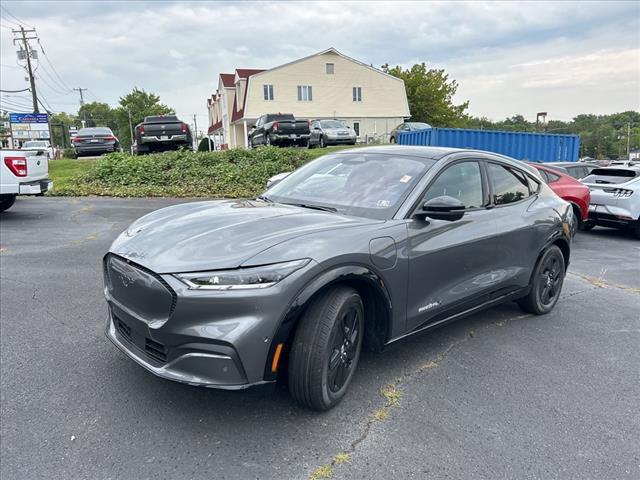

left=207, top=48, right=410, bottom=149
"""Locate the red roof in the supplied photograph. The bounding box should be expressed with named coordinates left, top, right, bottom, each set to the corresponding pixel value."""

left=235, top=68, right=265, bottom=79
left=220, top=73, right=235, bottom=88
left=208, top=120, right=223, bottom=134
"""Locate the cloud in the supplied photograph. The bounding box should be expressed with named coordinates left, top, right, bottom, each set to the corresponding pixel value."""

left=1, top=0, right=638, bottom=124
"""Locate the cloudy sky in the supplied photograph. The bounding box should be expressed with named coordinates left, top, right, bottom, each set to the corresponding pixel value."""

left=1, top=0, right=638, bottom=127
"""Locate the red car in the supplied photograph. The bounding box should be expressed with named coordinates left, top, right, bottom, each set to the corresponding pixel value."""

left=527, top=162, right=591, bottom=235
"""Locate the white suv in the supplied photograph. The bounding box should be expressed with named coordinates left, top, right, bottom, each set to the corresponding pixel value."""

left=581, top=167, right=640, bottom=238
left=0, top=149, right=53, bottom=212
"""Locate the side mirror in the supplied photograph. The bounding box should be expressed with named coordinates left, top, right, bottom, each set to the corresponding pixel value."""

left=415, top=196, right=465, bottom=221
left=313, top=126, right=321, bottom=130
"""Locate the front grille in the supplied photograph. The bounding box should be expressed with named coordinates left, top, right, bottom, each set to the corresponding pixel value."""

left=145, top=338, right=168, bottom=362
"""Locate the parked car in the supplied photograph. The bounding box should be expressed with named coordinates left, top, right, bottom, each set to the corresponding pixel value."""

left=249, top=113, right=310, bottom=148
left=543, top=161, right=598, bottom=180
left=308, top=119, right=356, bottom=148
left=72, top=127, right=120, bottom=157
left=608, top=159, right=638, bottom=167
left=527, top=162, right=590, bottom=235
left=134, top=115, right=193, bottom=155
left=21, top=140, right=56, bottom=160
left=0, top=149, right=52, bottom=212
left=389, top=122, right=432, bottom=143
left=580, top=167, right=640, bottom=238
left=104, top=146, right=572, bottom=410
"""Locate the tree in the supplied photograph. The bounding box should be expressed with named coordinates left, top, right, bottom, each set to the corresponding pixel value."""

left=48, top=112, right=78, bottom=148
left=382, top=62, right=469, bottom=127
left=77, top=102, right=118, bottom=132
left=114, top=88, right=174, bottom=150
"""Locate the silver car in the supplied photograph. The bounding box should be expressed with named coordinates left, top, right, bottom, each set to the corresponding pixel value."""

left=581, top=167, right=640, bottom=238
left=308, top=119, right=357, bottom=148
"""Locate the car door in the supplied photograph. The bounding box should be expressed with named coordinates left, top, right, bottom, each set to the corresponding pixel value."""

left=310, top=121, right=320, bottom=145
left=405, top=159, right=504, bottom=332
left=484, top=161, right=542, bottom=291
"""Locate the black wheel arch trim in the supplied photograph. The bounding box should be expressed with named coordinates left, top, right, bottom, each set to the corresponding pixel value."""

left=262, top=264, right=393, bottom=381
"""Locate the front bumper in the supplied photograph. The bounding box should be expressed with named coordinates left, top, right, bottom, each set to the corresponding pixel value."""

left=19, top=179, right=52, bottom=195
left=103, top=254, right=313, bottom=389
left=326, top=135, right=356, bottom=144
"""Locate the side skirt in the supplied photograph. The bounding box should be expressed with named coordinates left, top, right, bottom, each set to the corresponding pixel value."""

left=385, top=287, right=529, bottom=347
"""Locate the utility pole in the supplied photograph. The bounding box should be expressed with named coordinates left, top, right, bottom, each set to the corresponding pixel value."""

left=627, top=122, right=631, bottom=158
left=73, top=87, right=87, bottom=107
left=12, top=26, right=39, bottom=113
left=193, top=114, right=199, bottom=149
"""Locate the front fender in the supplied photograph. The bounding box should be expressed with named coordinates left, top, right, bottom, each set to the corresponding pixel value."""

left=262, top=264, right=393, bottom=381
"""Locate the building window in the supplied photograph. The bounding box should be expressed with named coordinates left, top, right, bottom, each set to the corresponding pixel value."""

left=263, top=84, right=274, bottom=101
left=353, top=121, right=360, bottom=137
left=326, top=63, right=334, bottom=74
left=352, top=86, right=362, bottom=102
left=297, top=85, right=313, bottom=101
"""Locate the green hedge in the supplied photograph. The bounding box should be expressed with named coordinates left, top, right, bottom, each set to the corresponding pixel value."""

left=50, top=147, right=313, bottom=197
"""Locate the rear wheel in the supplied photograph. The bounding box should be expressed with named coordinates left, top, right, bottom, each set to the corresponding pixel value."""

left=517, top=245, right=565, bottom=315
left=288, top=286, right=364, bottom=411
left=0, top=195, right=17, bottom=213
left=570, top=205, right=580, bottom=236
left=265, top=134, right=271, bottom=146
left=580, top=221, right=596, bottom=231
left=390, top=136, right=396, bottom=144
left=319, top=136, right=326, bottom=148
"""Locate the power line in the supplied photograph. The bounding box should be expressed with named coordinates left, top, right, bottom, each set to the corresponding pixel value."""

left=1, top=6, right=34, bottom=28
left=0, top=87, right=31, bottom=93
left=37, top=38, right=73, bottom=92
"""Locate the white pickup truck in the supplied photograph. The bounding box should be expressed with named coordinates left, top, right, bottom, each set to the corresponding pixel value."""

left=0, top=149, right=53, bottom=212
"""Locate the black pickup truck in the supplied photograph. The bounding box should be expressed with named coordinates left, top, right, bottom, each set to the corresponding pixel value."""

left=249, top=113, right=310, bottom=148
left=133, top=115, right=193, bottom=155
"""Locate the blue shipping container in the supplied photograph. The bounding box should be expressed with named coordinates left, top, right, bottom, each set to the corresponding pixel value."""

left=397, top=127, right=580, bottom=162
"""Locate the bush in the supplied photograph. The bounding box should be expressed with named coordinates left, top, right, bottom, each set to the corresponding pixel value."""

left=51, top=147, right=312, bottom=197
left=62, top=147, right=76, bottom=159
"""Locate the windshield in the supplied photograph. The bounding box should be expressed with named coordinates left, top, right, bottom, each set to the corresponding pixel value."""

left=78, top=127, right=112, bottom=136
left=320, top=120, right=347, bottom=129
left=407, top=122, right=431, bottom=130
left=23, top=141, right=48, bottom=148
left=583, top=169, right=639, bottom=185
left=267, top=153, right=435, bottom=219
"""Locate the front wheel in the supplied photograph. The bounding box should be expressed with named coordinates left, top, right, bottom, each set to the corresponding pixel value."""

left=288, top=286, right=364, bottom=411
left=517, top=245, right=565, bottom=315
left=580, top=221, right=596, bottom=231
left=390, top=136, right=396, bottom=144
left=0, top=195, right=17, bottom=213
left=319, top=136, right=326, bottom=148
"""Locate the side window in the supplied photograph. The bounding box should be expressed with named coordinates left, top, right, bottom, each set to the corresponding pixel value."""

left=488, top=163, right=531, bottom=205
left=422, top=161, right=484, bottom=209
left=312, top=121, right=320, bottom=129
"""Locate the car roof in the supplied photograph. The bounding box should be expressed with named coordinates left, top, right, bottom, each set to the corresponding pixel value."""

left=334, top=145, right=492, bottom=160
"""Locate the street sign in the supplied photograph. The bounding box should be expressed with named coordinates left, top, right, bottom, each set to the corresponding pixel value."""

left=9, top=112, right=50, bottom=143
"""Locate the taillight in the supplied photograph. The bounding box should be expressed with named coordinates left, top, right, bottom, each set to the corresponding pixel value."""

left=139, top=125, right=145, bottom=135
left=4, top=157, right=27, bottom=177
left=307, top=120, right=311, bottom=129
left=71, top=137, right=82, bottom=143
left=273, top=121, right=278, bottom=132
left=603, top=187, right=634, bottom=197
left=181, top=123, right=188, bottom=133
left=103, top=135, right=117, bottom=141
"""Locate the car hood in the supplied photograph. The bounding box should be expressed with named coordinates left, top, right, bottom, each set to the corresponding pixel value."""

left=110, top=200, right=378, bottom=273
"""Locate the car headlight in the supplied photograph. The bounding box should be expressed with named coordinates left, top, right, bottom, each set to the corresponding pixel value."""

left=174, top=259, right=310, bottom=290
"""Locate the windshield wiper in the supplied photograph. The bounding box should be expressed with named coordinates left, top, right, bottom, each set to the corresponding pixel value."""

left=256, top=194, right=273, bottom=203
left=282, top=202, right=338, bottom=213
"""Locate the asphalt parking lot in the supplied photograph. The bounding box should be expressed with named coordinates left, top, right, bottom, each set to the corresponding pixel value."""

left=1, top=197, right=639, bottom=480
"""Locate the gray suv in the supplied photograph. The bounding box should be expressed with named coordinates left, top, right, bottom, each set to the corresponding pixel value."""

left=104, top=146, right=572, bottom=410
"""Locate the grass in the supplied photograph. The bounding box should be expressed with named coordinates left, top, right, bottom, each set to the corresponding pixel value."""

left=48, top=158, right=96, bottom=195
left=47, top=144, right=367, bottom=197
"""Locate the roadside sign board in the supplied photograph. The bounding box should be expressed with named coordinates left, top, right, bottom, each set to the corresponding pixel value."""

left=9, top=112, right=50, bottom=142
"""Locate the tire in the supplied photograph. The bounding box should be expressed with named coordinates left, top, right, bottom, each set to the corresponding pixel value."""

left=299, top=139, right=309, bottom=148
left=0, top=195, right=17, bottom=213
left=517, top=245, right=565, bottom=315
left=390, top=136, right=396, bottom=144
left=265, top=135, right=272, bottom=146
left=288, top=286, right=364, bottom=411
left=580, top=221, right=596, bottom=231
left=634, top=220, right=640, bottom=240
left=569, top=206, right=580, bottom=237
left=319, top=136, right=326, bottom=148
